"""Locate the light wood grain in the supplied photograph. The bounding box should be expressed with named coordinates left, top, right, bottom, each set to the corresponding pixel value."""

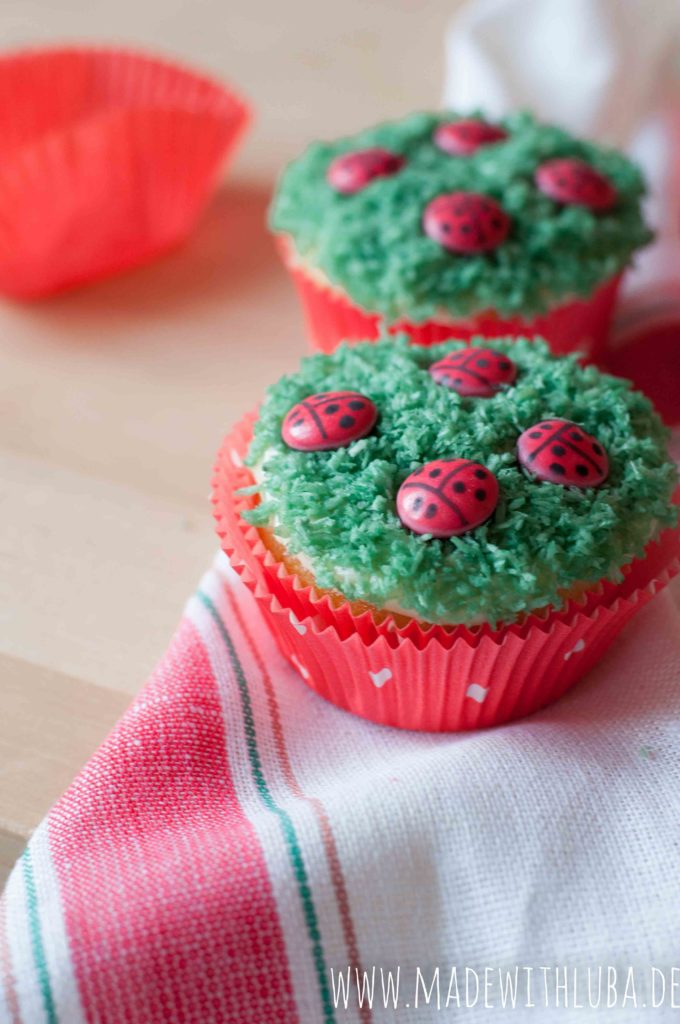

left=1, top=657, right=130, bottom=843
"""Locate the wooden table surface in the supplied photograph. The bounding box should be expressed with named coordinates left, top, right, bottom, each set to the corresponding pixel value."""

left=0, top=0, right=467, bottom=883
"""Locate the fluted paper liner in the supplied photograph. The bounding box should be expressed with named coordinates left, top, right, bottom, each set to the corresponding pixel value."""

left=212, top=413, right=680, bottom=731
left=0, top=46, right=251, bottom=298
left=277, top=237, right=621, bottom=360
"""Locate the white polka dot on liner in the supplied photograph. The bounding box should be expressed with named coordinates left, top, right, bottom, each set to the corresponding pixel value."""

left=564, top=639, right=586, bottom=661
left=466, top=683, right=489, bottom=703
left=369, top=668, right=392, bottom=689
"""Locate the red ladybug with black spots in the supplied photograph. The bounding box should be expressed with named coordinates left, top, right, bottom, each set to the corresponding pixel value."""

left=535, top=158, right=617, bottom=212
left=517, top=419, right=609, bottom=488
left=326, top=148, right=405, bottom=194
left=430, top=348, right=517, bottom=397
left=423, top=192, right=511, bottom=254
left=282, top=391, right=378, bottom=452
left=397, top=458, right=499, bottom=538
left=434, top=118, right=508, bottom=156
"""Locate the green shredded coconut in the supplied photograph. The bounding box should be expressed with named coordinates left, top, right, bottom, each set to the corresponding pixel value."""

left=270, top=110, right=652, bottom=322
left=243, top=338, right=677, bottom=626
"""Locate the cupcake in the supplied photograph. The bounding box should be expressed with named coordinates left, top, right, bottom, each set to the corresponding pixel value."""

left=213, top=337, right=679, bottom=731
left=270, top=111, right=652, bottom=358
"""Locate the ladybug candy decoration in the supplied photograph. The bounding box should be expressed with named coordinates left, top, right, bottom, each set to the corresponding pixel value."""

left=397, top=459, right=499, bottom=538
left=535, top=158, right=617, bottom=212
left=282, top=391, right=378, bottom=451
left=423, top=192, right=511, bottom=254
left=434, top=118, right=507, bottom=156
left=430, top=348, right=517, bottom=397
left=327, top=148, right=404, bottom=195
left=517, top=419, right=609, bottom=488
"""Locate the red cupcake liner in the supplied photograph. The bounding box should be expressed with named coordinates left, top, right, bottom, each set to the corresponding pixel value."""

left=278, top=237, right=622, bottom=360
left=0, top=46, right=251, bottom=298
left=212, top=413, right=680, bottom=732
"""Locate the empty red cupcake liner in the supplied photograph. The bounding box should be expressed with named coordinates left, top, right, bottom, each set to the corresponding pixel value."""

left=212, top=413, right=680, bottom=731
left=277, top=237, right=622, bottom=360
left=0, top=46, right=251, bottom=298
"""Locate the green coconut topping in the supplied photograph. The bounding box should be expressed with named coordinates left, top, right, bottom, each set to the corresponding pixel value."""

left=242, top=337, right=677, bottom=626
left=270, top=110, right=652, bottom=322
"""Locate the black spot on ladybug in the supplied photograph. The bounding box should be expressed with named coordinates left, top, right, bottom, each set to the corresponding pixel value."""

left=576, top=464, right=589, bottom=476
left=413, top=496, right=423, bottom=510
left=349, top=400, right=365, bottom=411
left=453, top=481, right=466, bottom=493
left=430, top=468, right=442, bottom=478
left=552, top=445, right=566, bottom=456
left=550, top=463, right=566, bottom=475
left=593, top=442, right=602, bottom=454
left=325, top=404, right=339, bottom=414
left=474, top=469, right=486, bottom=479
left=570, top=431, right=582, bottom=441
left=499, top=361, right=511, bottom=371
left=339, top=415, right=355, bottom=429
left=529, top=431, right=541, bottom=439
left=475, top=489, right=486, bottom=501
left=477, top=358, right=489, bottom=368
left=425, top=503, right=438, bottom=519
